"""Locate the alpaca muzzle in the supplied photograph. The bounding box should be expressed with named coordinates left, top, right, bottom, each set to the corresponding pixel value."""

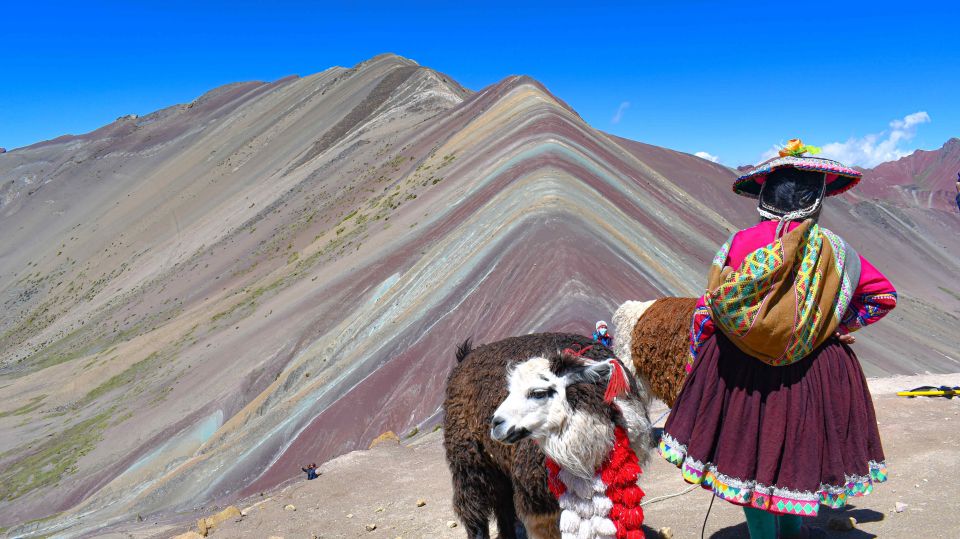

left=490, top=417, right=530, bottom=444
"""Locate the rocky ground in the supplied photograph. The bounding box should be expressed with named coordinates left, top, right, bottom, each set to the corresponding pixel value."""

left=95, top=373, right=960, bottom=539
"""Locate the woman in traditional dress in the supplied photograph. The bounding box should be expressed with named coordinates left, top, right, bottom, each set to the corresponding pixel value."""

left=658, top=140, right=898, bottom=539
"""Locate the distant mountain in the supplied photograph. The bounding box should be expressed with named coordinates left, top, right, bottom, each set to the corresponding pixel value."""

left=1, top=54, right=958, bottom=538
left=855, top=137, right=960, bottom=211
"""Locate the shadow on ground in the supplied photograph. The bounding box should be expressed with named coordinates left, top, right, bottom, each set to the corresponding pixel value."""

left=709, top=504, right=884, bottom=538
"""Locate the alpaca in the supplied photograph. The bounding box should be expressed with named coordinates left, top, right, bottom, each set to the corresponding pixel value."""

left=611, top=297, right=697, bottom=407
left=492, top=354, right=650, bottom=539
left=443, top=333, right=652, bottom=539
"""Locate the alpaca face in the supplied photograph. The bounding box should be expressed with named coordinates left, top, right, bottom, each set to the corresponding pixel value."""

left=490, top=356, right=612, bottom=445
left=490, top=357, right=568, bottom=444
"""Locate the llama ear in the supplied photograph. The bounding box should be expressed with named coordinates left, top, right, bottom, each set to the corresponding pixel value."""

left=563, top=359, right=630, bottom=402
left=563, top=361, right=612, bottom=386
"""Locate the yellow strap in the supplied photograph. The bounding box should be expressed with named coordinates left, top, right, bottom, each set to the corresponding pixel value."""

left=896, top=390, right=952, bottom=397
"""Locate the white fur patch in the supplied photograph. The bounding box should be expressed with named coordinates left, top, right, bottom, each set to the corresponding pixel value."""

left=559, top=489, right=595, bottom=516
left=613, top=396, right=652, bottom=466
left=592, top=476, right=607, bottom=493
left=577, top=519, right=592, bottom=539
left=544, top=410, right=614, bottom=478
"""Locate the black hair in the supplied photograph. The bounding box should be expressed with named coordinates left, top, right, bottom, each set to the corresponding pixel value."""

left=759, top=168, right=825, bottom=221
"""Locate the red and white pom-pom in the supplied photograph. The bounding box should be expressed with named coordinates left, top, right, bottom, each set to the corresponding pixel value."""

left=546, top=427, right=645, bottom=539
left=603, top=359, right=630, bottom=403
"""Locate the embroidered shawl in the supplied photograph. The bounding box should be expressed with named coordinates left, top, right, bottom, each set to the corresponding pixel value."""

left=705, top=219, right=860, bottom=366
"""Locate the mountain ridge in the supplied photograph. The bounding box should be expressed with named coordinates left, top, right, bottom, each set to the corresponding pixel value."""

left=854, top=137, right=960, bottom=210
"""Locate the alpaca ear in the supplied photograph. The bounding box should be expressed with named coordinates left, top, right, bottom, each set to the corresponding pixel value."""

left=563, top=361, right=612, bottom=386
left=564, top=359, right=631, bottom=402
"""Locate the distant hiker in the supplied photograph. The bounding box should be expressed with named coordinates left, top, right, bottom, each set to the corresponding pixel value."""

left=301, top=463, right=319, bottom=480
left=592, top=320, right=612, bottom=347
left=955, top=173, right=959, bottom=212
left=659, top=140, right=897, bottom=539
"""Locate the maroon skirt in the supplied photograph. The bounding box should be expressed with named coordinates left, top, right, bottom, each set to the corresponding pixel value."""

left=658, top=333, right=887, bottom=517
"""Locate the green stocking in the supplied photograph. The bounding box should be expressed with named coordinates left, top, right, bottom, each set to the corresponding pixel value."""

left=743, top=506, right=777, bottom=539
left=777, top=514, right=803, bottom=538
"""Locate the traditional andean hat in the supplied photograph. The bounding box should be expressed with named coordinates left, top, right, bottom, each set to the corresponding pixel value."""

left=734, top=139, right=861, bottom=198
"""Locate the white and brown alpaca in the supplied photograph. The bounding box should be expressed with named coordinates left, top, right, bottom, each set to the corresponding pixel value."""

left=443, top=333, right=652, bottom=539
left=492, top=354, right=649, bottom=539
left=611, top=297, right=698, bottom=407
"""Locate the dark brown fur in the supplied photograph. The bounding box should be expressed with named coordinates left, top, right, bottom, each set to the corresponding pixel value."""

left=442, top=333, right=619, bottom=539
left=630, top=297, right=698, bottom=407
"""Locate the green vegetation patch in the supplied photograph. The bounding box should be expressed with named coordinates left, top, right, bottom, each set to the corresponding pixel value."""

left=387, top=154, right=409, bottom=169
left=210, top=277, right=286, bottom=326
left=79, top=352, right=161, bottom=406
left=5, top=303, right=183, bottom=377
left=0, top=395, right=47, bottom=418
left=0, top=409, right=113, bottom=502
left=338, top=209, right=360, bottom=225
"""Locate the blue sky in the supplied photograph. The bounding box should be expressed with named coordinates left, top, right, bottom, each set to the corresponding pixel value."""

left=1, top=1, right=957, bottom=166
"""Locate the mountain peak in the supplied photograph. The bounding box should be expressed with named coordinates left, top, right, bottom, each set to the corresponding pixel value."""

left=855, top=136, right=960, bottom=209
left=354, top=52, right=420, bottom=70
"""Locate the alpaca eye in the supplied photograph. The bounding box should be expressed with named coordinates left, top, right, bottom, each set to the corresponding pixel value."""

left=527, top=388, right=554, bottom=400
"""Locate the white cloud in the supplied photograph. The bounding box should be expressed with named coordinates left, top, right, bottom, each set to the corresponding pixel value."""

left=820, top=111, right=930, bottom=168
left=758, top=146, right=780, bottom=162
left=755, top=112, right=932, bottom=168
left=695, top=151, right=720, bottom=163
left=611, top=101, right=630, bottom=124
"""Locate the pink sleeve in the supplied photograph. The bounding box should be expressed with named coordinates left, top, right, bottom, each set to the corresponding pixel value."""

left=838, top=255, right=897, bottom=333
left=687, top=233, right=738, bottom=372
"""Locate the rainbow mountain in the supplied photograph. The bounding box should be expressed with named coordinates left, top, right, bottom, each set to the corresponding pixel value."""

left=1, top=54, right=957, bottom=537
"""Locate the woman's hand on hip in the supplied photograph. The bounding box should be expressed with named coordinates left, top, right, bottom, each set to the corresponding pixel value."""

left=835, top=332, right=856, bottom=345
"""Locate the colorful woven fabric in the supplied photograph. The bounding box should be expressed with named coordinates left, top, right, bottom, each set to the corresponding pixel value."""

left=835, top=253, right=897, bottom=333
left=841, top=292, right=899, bottom=332
left=687, top=304, right=713, bottom=372
left=820, top=228, right=860, bottom=319
left=688, top=222, right=895, bottom=367
left=704, top=220, right=853, bottom=366
left=658, top=433, right=887, bottom=517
